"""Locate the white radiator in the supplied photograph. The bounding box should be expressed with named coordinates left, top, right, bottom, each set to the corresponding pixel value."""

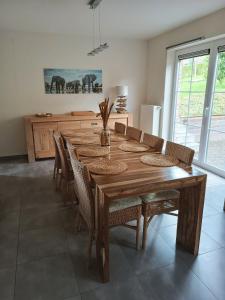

left=140, top=105, right=161, bottom=136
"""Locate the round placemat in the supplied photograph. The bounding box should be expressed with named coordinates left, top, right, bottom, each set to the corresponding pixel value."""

left=140, top=154, right=179, bottom=167
left=119, top=142, right=149, bottom=152
left=111, top=134, right=129, bottom=142
left=69, top=137, right=100, bottom=145
left=88, top=159, right=128, bottom=175
left=77, top=145, right=110, bottom=157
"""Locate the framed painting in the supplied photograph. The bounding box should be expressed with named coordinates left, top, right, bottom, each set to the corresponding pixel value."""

left=43, top=68, right=102, bottom=94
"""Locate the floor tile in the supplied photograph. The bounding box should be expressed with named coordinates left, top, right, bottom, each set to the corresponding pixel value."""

left=15, top=254, right=79, bottom=300
left=0, top=232, right=18, bottom=269
left=0, top=211, right=20, bottom=234
left=138, top=260, right=216, bottom=300
left=113, top=226, right=176, bottom=276
left=190, top=248, right=225, bottom=300
left=20, top=205, right=75, bottom=232
left=159, top=224, right=223, bottom=254
left=18, top=226, right=68, bottom=264
left=202, top=213, right=225, bottom=246
left=81, top=276, right=149, bottom=300
left=0, top=267, right=15, bottom=300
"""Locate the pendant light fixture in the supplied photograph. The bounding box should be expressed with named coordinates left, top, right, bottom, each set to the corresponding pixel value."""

left=87, top=0, right=109, bottom=56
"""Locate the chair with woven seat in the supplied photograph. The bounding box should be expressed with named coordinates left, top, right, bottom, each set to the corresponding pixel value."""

left=141, top=141, right=195, bottom=249
left=126, top=126, right=142, bottom=142
left=53, top=131, right=76, bottom=205
left=67, top=144, right=142, bottom=263
left=114, top=122, right=126, bottom=134
left=142, top=133, right=164, bottom=153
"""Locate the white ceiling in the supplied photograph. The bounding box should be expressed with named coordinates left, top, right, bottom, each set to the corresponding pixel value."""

left=0, top=0, right=225, bottom=39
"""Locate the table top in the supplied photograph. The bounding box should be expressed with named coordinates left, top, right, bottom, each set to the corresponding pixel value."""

left=64, top=129, right=206, bottom=200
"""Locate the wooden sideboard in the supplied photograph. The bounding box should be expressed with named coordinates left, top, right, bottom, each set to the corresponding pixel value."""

left=24, top=113, right=132, bottom=162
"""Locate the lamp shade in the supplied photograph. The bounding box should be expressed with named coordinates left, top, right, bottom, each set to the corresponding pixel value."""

left=115, top=85, right=128, bottom=97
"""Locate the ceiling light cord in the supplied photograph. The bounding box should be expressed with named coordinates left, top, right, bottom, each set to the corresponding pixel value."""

left=87, top=1, right=109, bottom=56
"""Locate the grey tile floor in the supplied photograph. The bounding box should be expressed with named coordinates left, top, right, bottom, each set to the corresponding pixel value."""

left=0, top=157, right=225, bottom=300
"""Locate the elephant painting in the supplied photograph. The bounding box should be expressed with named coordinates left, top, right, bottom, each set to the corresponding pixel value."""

left=50, top=76, right=65, bottom=94
left=82, top=74, right=97, bottom=93
left=66, top=80, right=81, bottom=94
left=44, top=69, right=102, bottom=94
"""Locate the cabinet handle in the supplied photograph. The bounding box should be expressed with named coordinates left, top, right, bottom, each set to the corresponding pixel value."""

left=91, top=122, right=98, bottom=126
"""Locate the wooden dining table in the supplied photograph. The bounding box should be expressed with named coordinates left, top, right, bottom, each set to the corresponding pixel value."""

left=63, top=129, right=207, bottom=283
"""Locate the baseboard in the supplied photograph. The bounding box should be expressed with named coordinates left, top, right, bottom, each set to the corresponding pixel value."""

left=0, top=154, right=28, bottom=162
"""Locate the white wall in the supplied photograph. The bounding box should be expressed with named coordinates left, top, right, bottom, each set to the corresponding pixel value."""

left=0, top=31, right=147, bottom=157
left=147, top=8, right=225, bottom=135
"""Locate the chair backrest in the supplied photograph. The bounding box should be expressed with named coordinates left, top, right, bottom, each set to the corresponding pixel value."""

left=53, top=136, right=61, bottom=167
left=165, top=141, right=195, bottom=166
left=126, top=126, right=142, bottom=142
left=143, top=133, right=164, bottom=152
left=115, top=122, right=126, bottom=134
left=53, top=131, right=71, bottom=179
left=67, top=144, right=94, bottom=230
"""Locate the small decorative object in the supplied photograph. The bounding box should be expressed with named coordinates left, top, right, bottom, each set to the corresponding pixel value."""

left=115, top=85, right=128, bottom=113
left=35, top=113, right=52, bottom=117
left=43, top=69, right=102, bottom=94
left=97, top=98, right=114, bottom=146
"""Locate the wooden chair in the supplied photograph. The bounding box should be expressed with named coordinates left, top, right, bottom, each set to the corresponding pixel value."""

left=142, top=133, right=164, bottom=152
left=53, top=131, right=75, bottom=204
left=53, top=138, right=61, bottom=187
left=67, top=145, right=142, bottom=263
left=141, top=141, right=195, bottom=249
left=126, top=126, right=142, bottom=142
left=114, top=122, right=126, bottom=134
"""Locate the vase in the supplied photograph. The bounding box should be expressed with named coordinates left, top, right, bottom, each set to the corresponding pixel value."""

left=100, top=128, right=110, bottom=146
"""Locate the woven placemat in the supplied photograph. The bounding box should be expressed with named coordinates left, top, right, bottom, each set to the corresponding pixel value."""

left=119, top=142, right=149, bottom=152
left=62, top=130, right=96, bottom=137
left=77, top=145, right=110, bottom=157
left=140, top=154, right=179, bottom=167
left=69, top=137, right=100, bottom=145
left=111, top=134, right=129, bottom=142
left=88, top=159, right=128, bottom=175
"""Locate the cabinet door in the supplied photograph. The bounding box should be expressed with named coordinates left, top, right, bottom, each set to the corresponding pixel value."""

left=33, top=122, right=58, bottom=158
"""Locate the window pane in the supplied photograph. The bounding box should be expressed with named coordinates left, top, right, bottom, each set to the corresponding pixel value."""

left=177, top=58, right=192, bottom=91
left=174, top=123, right=186, bottom=145
left=191, top=56, right=209, bottom=92
left=175, top=92, right=189, bottom=123
left=188, top=93, right=205, bottom=126
left=186, top=125, right=201, bottom=159
left=206, top=130, right=225, bottom=171
left=210, top=93, right=225, bottom=131
left=215, top=52, right=225, bottom=92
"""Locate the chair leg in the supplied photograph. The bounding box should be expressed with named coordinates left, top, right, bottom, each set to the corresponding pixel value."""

left=53, top=163, right=56, bottom=179
left=223, top=199, right=225, bottom=211
left=136, top=216, right=140, bottom=250
left=142, top=214, right=148, bottom=250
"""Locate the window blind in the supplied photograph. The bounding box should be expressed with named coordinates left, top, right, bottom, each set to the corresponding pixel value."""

left=178, top=49, right=210, bottom=61
left=218, top=45, right=225, bottom=53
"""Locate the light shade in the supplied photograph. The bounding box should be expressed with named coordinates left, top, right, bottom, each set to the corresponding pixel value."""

left=115, top=85, right=128, bottom=97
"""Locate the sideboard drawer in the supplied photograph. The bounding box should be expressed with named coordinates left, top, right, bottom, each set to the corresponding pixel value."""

left=80, top=120, right=102, bottom=128
left=58, top=121, right=81, bottom=131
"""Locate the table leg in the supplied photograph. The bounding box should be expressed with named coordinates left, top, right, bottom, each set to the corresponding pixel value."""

left=176, top=176, right=206, bottom=255
left=95, top=187, right=110, bottom=282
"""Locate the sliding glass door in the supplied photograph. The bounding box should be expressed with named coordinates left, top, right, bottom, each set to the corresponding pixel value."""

left=172, top=39, right=225, bottom=176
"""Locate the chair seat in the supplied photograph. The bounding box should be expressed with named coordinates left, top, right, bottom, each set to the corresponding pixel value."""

left=109, top=196, right=142, bottom=213
left=141, top=189, right=180, bottom=204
